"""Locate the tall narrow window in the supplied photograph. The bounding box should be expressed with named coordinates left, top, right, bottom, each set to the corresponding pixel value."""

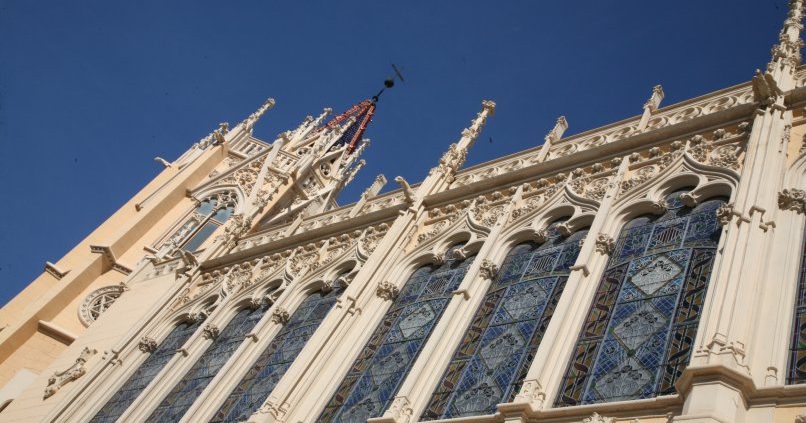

left=210, top=282, right=346, bottom=423
left=147, top=304, right=269, bottom=422
left=319, top=245, right=475, bottom=422
left=557, top=191, right=726, bottom=406
left=90, top=319, right=202, bottom=423
left=787, top=227, right=806, bottom=384
left=421, top=224, right=588, bottom=420
left=165, top=192, right=236, bottom=253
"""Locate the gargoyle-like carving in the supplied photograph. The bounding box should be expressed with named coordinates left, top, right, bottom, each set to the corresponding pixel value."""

left=271, top=308, right=290, bottom=325
left=752, top=69, right=783, bottom=106
left=594, top=233, right=615, bottom=255
left=376, top=281, right=400, bottom=301
left=138, top=337, right=158, bottom=353
left=716, top=203, right=735, bottom=226
left=478, top=259, right=499, bottom=280
left=779, top=188, right=805, bottom=214
left=395, top=176, right=416, bottom=204
left=44, top=347, right=97, bottom=399
left=202, top=323, right=220, bottom=340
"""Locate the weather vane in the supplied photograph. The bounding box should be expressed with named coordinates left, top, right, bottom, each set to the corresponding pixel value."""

left=372, top=64, right=405, bottom=102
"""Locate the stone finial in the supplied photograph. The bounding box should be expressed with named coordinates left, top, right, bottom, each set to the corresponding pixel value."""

left=644, top=85, right=665, bottom=112
left=594, top=233, right=615, bottom=255
left=768, top=0, right=805, bottom=73
left=478, top=259, right=499, bottom=280
left=376, top=281, right=400, bottom=301
left=361, top=174, right=388, bottom=200
left=138, top=337, right=158, bottom=353
left=545, top=116, right=568, bottom=144
left=779, top=188, right=806, bottom=214
left=44, top=347, right=97, bottom=399
left=202, top=323, right=220, bottom=340
left=241, top=97, right=277, bottom=131
left=271, top=308, right=290, bottom=325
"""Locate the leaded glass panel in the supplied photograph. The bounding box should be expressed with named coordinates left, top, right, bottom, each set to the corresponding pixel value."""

left=147, top=305, right=269, bottom=422
left=89, top=320, right=202, bottom=423
left=556, top=192, right=726, bottom=406
left=787, top=226, right=806, bottom=384
left=210, top=282, right=345, bottom=423
left=319, top=245, right=474, bottom=423
left=421, top=223, right=588, bottom=420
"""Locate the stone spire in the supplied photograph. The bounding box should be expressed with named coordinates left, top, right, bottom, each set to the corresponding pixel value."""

left=767, top=0, right=805, bottom=87
left=638, top=85, right=664, bottom=130
left=240, top=98, right=276, bottom=133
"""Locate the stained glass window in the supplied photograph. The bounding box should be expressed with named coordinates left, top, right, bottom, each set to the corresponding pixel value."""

left=556, top=191, right=726, bottom=406
left=89, top=320, right=202, bottom=423
left=319, top=245, right=475, bottom=422
left=421, top=224, right=588, bottom=420
left=210, top=283, right=346, bottom=423
left=147, top=305, right=269, bottom=422
left=787, top=226, right=806, bottom=384
left=164, top=191, right=236, bottom=253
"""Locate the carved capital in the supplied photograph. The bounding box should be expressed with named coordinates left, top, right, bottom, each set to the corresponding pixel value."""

left=271, top=308, right=291, bottom=325
left=513, top=379, right=546, bottom=407
left=450, top=248, right=469, bottom=261
left=594, top=233, right=615, bottom=255
left=679, top=192, right=698, bottom=207
left=478, top=259, right=499, bottom=280
left=138, top=337, right=158, bottom=353
left=556, top=222, right=572, bottom=237
left=779, top=188, right=805, bottom=214
left=716, top=203, right=735, bottom=226
left=376, top=281, right=400, bottom=301
left=258, top=398, right=289, bottom=420
left=202, top=323, right=220, bottom=340
left=583, top=412, right=615, bottom=423
left=44, top=347, right=97, bottom=399
left=387, top=396, right=414, bottom=423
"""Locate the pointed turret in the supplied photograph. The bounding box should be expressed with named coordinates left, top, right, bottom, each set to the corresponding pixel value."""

left=767, top=0, right=805, bottom=89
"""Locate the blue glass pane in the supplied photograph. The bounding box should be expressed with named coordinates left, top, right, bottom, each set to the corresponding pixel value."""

left=211, top=206, right=234, bottom=224
left=788, top=226, right=806, bottom=384
left=557, top=192, right=725, bottom=406
left=183, top=222, right=219, bottom=252
left=147, top=306, right=268, bottom=422
left=89, top=321, right=202, bottom=423
left=421, top=226, right=588, bottom=420
left=210, top=283, right=345, bottom=423
left=197, top=199, right=217, bottom=216
left=319, top=245, right=474, bottom=423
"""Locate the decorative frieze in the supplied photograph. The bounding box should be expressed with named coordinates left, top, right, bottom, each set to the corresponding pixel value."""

left=44, top=347, right=97, bottom=399
left=376, top=282, right=400, bottom=301
left=594, top=233, right=615, bottom=255
left=779, top=188, right=805, bottom=214
left=138, top=337, right=158, bottom=353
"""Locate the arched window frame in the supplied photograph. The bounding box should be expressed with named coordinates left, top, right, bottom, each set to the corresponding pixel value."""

left=159, top=190, right=239, bottom=253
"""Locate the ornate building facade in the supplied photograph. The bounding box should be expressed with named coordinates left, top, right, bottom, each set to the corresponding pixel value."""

left=1, top=3, right=806, bottom=423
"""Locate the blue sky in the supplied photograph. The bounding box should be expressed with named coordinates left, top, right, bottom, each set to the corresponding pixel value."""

left=0, top=0, right=788, bottom=304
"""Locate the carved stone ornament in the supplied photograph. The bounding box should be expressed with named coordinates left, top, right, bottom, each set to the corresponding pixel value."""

left=779, top=188, right=805, bottom=214
left=583, top=413, right=615, bottom=423
left=796, top=414, right=806, bottom=423
left=258, top=399, right=289, bottom=419
left=431, top=253, right=446, bottom=266
left=478, top=259, right=500, bottom=280
left=271, top=308, right=290, bottom=325
left=594, top=233, right=615, bottom=255
left=138, top=337, right=158, bottom=353
left=650, top=199, right=667, bottom=214
left=533, top=229, right=548, bottom=244
left=44, top=347, right=97, bottom=399
left=376, top=281, right=400, bottom=301
left=679, top=192, right=697, bottom=207
left=387, top=396, right=414, bottom=423
left=202, top=323, right=220, bottom=340
left=715, top=202, right=735, bottom=226
left=513, top=379, right=546, bottom=404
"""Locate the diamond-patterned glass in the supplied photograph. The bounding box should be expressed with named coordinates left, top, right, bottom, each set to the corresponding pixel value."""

left=147, top=305, right=269, bottom=422
left=89, top=320, right=202, bottom=423
left=319, top=245, right=474, bottom=423
left=421, top=223, right=588, bottom=420
left=788, top=226, right=806, bottom=384
left=210, top=282, right=345, bottom=423
left=556, top=191, right=726, bottom=406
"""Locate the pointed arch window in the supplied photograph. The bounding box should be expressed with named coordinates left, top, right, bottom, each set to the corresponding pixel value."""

left=166, top=191, right=236, bottom=253
left=787, top=226, right=806, bottom=384
left=421, top=223, right=589, bottom=420
left=556, top=191, right=727, bottom=406
left=210, top=282, right=346, bottom=423
left=89, top=319, right=202, bottom=423
left=147, top=303, right=269, bottom=422
left=319, top=245, right=474, bottom=423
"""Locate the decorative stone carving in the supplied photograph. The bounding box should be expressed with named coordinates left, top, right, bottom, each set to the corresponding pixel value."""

left=450, top=248, right=469, bottom=261
left=271, top=308, right=290, bottom=325
left=533, top=229, right=548, bottom=244
left=650, top=199, right=667, bottom=214
left=478, top=259, right=499, bottom=280
left=387, top=396, right=414, bottom=423
left=376, top=282, right=400, bottom=301
left=594, top=233, right=615, bottom=255
left=795, top=414, right=806, bottom=423
left=437, top=143, right=469, bottom=177
left=258, top=399, right=289, bottom=419
left=557, top=223, right=573, bottom=237
left=138, top=337, right=158, bottom=353
left=779, top=188, right=805, bottom=214
left=248, top=296, right=264, bottom=310
left=44, top=347, right=97, bottom=399
left=79, top=285, right=125, bottom=327
left=679, top=192, right=697, bottom=207
left=187, top=311, right=206, bottom=323
left=716, top=203, right=735, bottom=226
left=431, top=253, right=446, bottom=266
left=583, top=412, right=614, bottom=423
left=394, top=176, right=416, bottom=204
left=202, top=323, right=220, bottom=340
